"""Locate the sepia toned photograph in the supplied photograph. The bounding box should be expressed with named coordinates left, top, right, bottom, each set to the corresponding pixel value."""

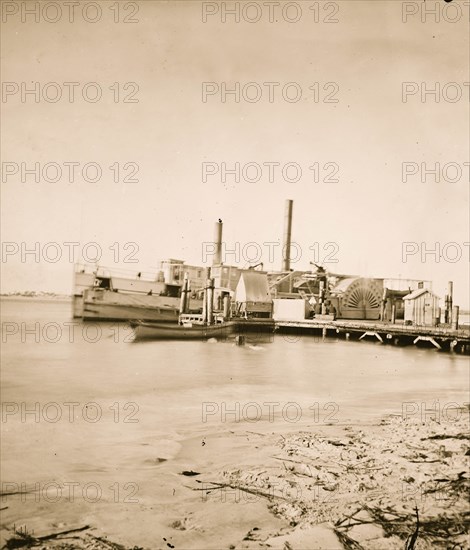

left=1, top=1, right=469, bottom=549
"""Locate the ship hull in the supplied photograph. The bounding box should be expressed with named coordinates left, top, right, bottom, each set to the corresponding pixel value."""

left=80, top=289, right=201, bottom=322
left=83, top=303, right=180, bottom=322
left=130, top=320, right=236, bottom=340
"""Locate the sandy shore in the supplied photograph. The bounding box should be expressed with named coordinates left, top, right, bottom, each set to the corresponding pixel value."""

left=1, top=408, right=469, bottom=550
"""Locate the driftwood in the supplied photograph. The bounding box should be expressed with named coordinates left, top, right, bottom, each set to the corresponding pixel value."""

left=421, top=433, right=469, bottom=441
left=404, top=506, right=419, bottom=550
left=191, top=479, right=289, bottom=501
left=271, top=455, right=307, bottom=464
left=334, top=503, right=470, bottom=549
left=335, top=507, right=366, bottom=527
left=333, top=529, right=365, bottom=549
left=87, top=534, right=144, bottom=550
left=4, top=525, right=90, bottom=549
left=3, top=526, right=146, bottom=550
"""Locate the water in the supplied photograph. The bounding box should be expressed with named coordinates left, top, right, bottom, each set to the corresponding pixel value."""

left=1, top=297, right=469, bottom=546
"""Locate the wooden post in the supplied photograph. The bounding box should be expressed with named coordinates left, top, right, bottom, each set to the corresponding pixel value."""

left=179, top=277, right=185, bottom=315
left=207, top=277, right=215, bottom=325
left=444, top=281, right=453, bottom=324
left=319, top=280, right=327, bottom=314
left=202, top=288, right=207, bottom=323
left=186, top=284, right=191, bottom=313
left=201, top=268, right=210, bottom=323
left=391, top=304, right=396, bottom=324
left=235, top=335, right=245, bottom=346
left=451, top=306, right=459, bottom=330
left=381, top=288, right=387, bottom=321
left=447, top=281, right=453, bottom=324
left=179, top=273, right=188, bottom=314
left=223, top=295, right=231, bottom=320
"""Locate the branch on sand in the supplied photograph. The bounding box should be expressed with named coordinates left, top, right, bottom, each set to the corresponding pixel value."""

left=191, top=479, right=290, bottom=502
left=4, top=525, right=90, bottom=549
left=404, top=506, right=419, bottom=550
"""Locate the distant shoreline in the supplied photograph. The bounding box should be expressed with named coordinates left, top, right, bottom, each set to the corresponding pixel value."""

left=0, top=294, right=72, bottom=302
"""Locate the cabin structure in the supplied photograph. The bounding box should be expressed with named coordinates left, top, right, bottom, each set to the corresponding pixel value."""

left=381, top=288, right=408, bottom=321
left=160, top=259, right=206, bottom=294
left=403, top=288, right=440, bottom=326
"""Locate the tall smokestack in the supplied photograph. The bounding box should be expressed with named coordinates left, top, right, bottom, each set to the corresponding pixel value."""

left=214, top=220, right=223, bottom=266
left=282, top=199, right=293, bottom=271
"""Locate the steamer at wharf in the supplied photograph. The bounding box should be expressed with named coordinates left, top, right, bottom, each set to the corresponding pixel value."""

left=72, top=200, right=470, bottom=353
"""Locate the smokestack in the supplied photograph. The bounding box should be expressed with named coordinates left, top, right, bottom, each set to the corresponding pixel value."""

left=282, top=199, right=293, bottom=271
left=214, top=220, right=223, bottom=266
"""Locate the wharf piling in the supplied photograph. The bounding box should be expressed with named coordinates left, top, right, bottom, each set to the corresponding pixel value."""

left=274, top=318, right=470, bottom=354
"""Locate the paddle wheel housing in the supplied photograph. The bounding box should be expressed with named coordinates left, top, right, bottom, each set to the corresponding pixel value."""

left=329, top=278, right=383, bottom=320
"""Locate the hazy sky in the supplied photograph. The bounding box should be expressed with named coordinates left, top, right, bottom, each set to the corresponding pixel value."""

left=1, top=0, right=469, bottom=305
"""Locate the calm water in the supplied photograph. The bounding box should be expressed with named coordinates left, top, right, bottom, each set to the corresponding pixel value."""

left=1, top=297, right=469, bottom=545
